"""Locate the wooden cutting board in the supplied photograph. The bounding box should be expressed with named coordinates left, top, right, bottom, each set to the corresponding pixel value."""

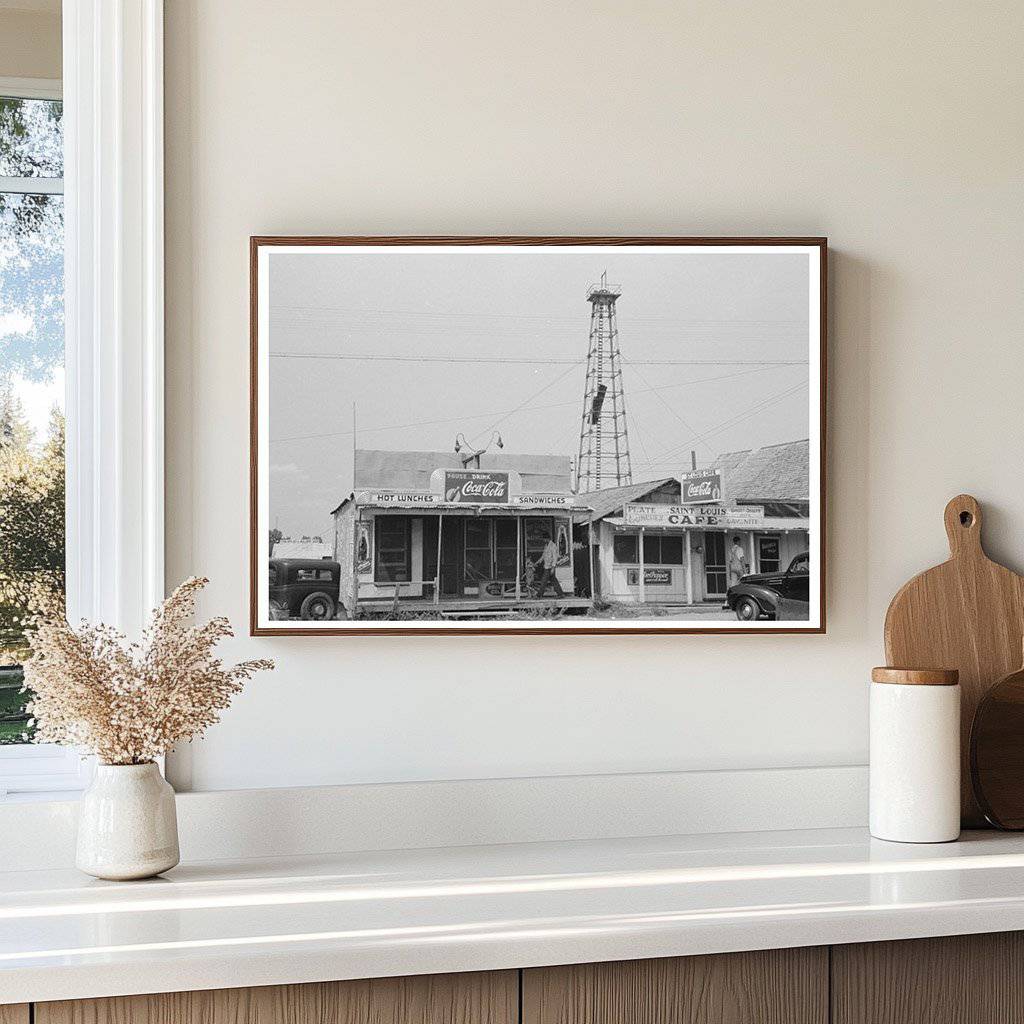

left=884, top=494, right=1024, bottom=827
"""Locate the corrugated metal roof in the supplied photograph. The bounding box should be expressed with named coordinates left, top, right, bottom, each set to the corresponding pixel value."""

left=352, top=449, right=572, bottom=494
left=714, top=439, right=810, bottom=503
left=574, top=478, right=677, bottom=523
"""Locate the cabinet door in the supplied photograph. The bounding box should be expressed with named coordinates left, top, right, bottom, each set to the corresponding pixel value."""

left=0, top=1007, right=29, bottom=1024
left=833, top=932, right=1024, bottom=1024
left=36, top=971, right=517, bottom=1024
left=523, top=949, right=828, bottom=1024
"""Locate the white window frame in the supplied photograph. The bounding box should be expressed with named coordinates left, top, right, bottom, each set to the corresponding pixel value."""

left=0, top=1, right=164, bottom=800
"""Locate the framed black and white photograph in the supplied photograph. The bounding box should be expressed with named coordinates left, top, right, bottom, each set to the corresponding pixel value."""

left=250, top=237, right=826, bottom=635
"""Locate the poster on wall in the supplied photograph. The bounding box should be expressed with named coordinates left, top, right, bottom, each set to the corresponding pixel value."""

left=251, top=237, right=826, bottom=635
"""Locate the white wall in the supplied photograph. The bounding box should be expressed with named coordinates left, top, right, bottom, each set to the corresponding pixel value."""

left=164, top=1, right=1024, bottom=792
left=0, top=3, right=61, bottom=80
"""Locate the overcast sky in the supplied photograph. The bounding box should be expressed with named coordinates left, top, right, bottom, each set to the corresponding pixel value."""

left=267, top=248, right=812, bottom=539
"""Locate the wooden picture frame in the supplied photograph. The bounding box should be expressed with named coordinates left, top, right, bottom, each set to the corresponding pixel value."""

left=251, top=237, right=827, bottom=635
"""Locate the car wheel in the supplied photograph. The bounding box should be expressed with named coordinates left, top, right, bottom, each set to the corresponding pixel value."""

left=299, top=592, right=336, bottom=620
left=734, top=596, right=761, bottom=622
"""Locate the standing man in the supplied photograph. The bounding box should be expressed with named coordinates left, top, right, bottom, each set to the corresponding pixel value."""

left=534, top=536, right=565, bottom=598
left=728, top=535, right=749, bottom=587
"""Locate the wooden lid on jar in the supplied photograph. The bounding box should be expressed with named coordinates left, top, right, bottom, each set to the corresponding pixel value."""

left=871, top=667, right=960, bottom=686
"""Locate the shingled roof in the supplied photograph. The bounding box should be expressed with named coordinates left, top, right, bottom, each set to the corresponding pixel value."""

left=715, top=439, right=810, bottom=505
left=574, top=478, right=678, bottom=523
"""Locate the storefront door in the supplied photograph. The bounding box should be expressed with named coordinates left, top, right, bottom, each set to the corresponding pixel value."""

left=704, top=532, right=727, bottom=598
left=440, top=517, right=463, bottom=596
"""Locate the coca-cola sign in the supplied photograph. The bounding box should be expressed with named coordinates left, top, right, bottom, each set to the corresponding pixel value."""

left=681, top=468, right=722, bottom=504
left=444, top=470, right=510, bottom=504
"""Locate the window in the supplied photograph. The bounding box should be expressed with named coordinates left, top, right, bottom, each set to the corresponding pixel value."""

left=464, top=518, right=492, bottom=581
left=494, top=518, right=517, bottom=580
left=641, top=534, right=685, bottom=566
left=789, top=552, right=810, bottom=575
left=522, top=517, right=554, bottom=570
left=374, top=517, right=411, bottom=582
left=0, top=86, right=64, bottom=752
left=757, top=535, right=781, bottom=574
left=613, top=534, right=638, bottom=564
left=296, top=568, right=334, bottom=582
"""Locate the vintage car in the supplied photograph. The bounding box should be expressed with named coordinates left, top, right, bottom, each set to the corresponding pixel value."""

left=268, top=558, right=341, bottom=620
left=723, top=551, right=810, bottom=621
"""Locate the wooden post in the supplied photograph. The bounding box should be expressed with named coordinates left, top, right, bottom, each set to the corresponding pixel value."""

left=434, top=512, right=443, bottom=605
left=747, top=533, right=756, bottom=576
left=639, top=527, right=646, bottom=605
left=567, top=519, right=575, bottom=596
left=351, top=512, right=361, bottom=617
left=588, top=515, right=596, bottom=602
left=685, top=528, right=693, bottom=605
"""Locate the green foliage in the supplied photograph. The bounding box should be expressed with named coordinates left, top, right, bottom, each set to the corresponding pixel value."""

left=0, top=388, right=65, bottom=665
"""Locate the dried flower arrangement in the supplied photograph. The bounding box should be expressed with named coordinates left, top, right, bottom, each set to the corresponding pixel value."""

left=23, top=577, right=273, bottom=765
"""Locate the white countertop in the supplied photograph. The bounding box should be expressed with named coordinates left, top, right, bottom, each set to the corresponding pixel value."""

left=4, top=826, right=1024, bottom=1004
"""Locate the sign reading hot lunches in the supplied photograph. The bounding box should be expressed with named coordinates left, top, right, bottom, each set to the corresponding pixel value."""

left=681, top=468, right=723, bottom=504
left=443, top=470, right=510, bottom=503
left=623, top=503, right=765, bottom=528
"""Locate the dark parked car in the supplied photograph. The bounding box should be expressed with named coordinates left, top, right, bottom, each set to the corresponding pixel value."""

left=268, top=558, right=341, bottom=620
left=723, top=551, right=810, bottom=621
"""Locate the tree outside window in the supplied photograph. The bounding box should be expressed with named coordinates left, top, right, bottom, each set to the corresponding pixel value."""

left=0, top=93, right=65, bottom=744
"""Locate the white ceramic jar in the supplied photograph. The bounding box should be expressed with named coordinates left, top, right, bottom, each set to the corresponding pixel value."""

left=76, top=762, right=180, bottom=880
left=870, top=667, right=960, bottom=843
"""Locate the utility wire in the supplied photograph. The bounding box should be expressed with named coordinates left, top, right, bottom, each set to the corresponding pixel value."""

left=635, top=379, right=808, bottom=467
left=270, top=365, right=788, bottom=444
left=270, top=351, right=804, bottom=367
left=468, top=360, right=583, bottom=446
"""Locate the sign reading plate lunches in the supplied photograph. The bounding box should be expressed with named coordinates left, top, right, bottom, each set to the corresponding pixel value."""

left=681, top=467, right=723, bottom=504
left=623, top=503, right=765, bottom=528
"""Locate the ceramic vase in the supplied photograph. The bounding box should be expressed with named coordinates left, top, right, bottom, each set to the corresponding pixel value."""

left=76, top=762, right=180, bottom=880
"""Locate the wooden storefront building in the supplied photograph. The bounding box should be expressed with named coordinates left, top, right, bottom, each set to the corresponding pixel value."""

left=331, top=450, right=592, bottom=618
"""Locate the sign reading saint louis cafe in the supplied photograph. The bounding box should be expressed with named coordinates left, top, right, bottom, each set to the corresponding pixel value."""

left=623, top=502, right=765, bottom=529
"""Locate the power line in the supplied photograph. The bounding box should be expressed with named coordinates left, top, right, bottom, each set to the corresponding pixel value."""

left=468, top=360, right=583, bottom=446
left=270, top=364, right=789, bottom=444
left=635, top=380, right=808, bottom=467
left=272, top=304, right=807, bottom=327
left=270, top=351, right=804, bottom=367
left=627, top=359, right=720, bottom=458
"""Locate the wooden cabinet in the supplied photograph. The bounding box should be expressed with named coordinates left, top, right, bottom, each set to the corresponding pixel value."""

left=34, top=971, right=517, bottom=1024
left=833, top=932, right=1024, bottom=1024
left=522, top=948, right=828, bottom=1024
left=18, top=932, right=1024, bottom=1024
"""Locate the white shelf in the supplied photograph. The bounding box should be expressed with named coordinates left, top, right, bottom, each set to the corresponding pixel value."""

left=4, top=826, right=1024, bottom=1004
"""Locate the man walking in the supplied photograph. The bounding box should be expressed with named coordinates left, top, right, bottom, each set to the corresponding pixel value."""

left=728, top=536, right=749, bottom=587
left=534, top=536, right=565, bottom=598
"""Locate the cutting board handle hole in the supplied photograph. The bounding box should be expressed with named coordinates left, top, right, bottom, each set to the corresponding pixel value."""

left=960, top=511, right=974, bottom=527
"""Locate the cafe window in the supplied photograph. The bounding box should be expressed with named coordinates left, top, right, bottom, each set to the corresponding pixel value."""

left=613, top=534, right=639, bottom=564
left=642, top=534, right=684, bottom=566
left=374, top=517, right=410, bottom=582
